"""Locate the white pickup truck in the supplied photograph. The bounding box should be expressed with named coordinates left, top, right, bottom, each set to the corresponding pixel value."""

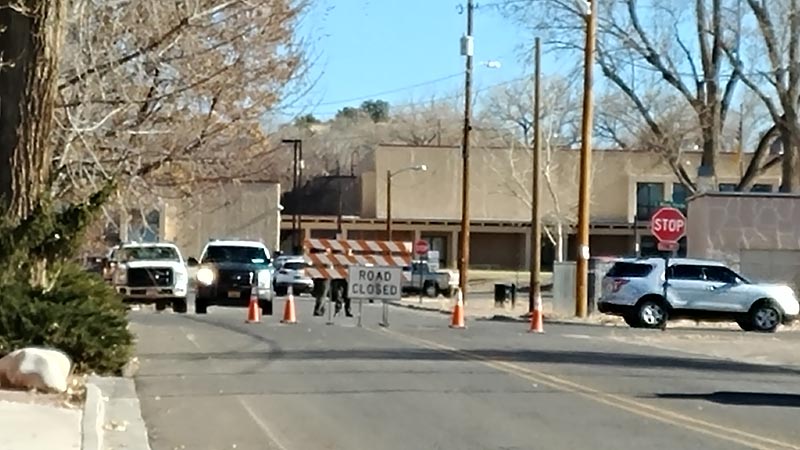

left=401, top=260, right=459, bottom=298
left=109, top=242, right=190, bottom=313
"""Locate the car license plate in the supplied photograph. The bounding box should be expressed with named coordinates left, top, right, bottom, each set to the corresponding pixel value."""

left=146, top=289, right=157, bottom=298
left=228, top=290, right=240, bottom=299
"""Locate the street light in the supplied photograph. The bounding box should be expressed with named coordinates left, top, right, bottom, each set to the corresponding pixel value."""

left=386, top=164, right=427, bottom=241
left=282, top=139, right=303, bottom=254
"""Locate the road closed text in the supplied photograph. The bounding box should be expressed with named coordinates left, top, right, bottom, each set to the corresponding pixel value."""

left=347, top=266, right=402, bottom=301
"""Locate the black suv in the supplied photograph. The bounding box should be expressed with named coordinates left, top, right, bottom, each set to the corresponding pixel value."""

left=187, top=240, right=275, bottom=315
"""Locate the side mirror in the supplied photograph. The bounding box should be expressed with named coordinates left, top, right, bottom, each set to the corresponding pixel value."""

left=187, top=257, right=199, bottom=267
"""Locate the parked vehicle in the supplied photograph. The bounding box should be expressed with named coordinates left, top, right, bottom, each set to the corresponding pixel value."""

left=272, top=256, right=313, bottom=295
left=401, top=260, right=459, bottom=298
left=598, top=257, right=799, bottom=332
left=188, top=239, right=275, bottom=315
left=111, top=242, right=190, bottom=313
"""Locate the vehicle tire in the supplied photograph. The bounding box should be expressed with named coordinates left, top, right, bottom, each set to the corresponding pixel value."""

left=195, top=299, right=208, bottom=314
left=749, top=301, right=782, bottom=333
left=155, top=301, right=167, bottom=312
left=173, top=298, right=188, bottom=314
left=442, top=287, right=454, bottom=298
left=423, top=282, right=438, bottom=298
left=635, top=298, right=668, bottom=329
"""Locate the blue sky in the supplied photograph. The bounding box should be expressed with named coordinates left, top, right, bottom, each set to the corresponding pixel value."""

left=284, top=0, right=568, bottom=120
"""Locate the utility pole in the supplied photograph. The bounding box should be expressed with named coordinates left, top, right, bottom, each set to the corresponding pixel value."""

left=297, top=139, right=304, bottom=253
left=575, top=0, right=597, bottom=318
left=386, top=170, right=393, bottom=241
left=282, top=139, right=303, bottom=254
left=529, top=37, right=542, bottom=314
left=459, top=0, right=474, bottom=299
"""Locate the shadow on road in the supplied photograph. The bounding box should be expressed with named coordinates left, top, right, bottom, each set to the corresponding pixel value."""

left=136, top=346, right=799, bottom=375
left=656, top=392, right=800, bottom=407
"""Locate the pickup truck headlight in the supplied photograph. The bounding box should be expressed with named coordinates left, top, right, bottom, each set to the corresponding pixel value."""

left=196, top=267, right=215, bottom=286
left=114, top=268, right=127, bottom=285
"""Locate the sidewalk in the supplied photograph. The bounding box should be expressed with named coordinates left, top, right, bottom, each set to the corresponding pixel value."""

left=0, top=390, right=81, bottom=450
left=0, top=375, right=151, bottom=450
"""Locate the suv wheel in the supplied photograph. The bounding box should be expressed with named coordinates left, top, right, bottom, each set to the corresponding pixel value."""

left=636, top=299, right=668, bottom=329
left=423, top=282, right=437, bottom=298
left=195, top=299, right=208, bottom=314
left=750, top=302, right=781, bottom=333
left=173, top=298, right=188, bottom=314
left=155, top=301, right=167, bottom=312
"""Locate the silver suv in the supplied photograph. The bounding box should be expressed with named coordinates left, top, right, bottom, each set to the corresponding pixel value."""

left=598, top=257, right=799, bottom=332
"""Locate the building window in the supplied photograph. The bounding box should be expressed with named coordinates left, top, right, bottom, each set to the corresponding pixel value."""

left=719, top=183, right=737, bottom=192
left=636, top=182, right=664, bottom=219
left=751, top=183, right=773, bottom=192
left=671, top=184, right=689, bottom=214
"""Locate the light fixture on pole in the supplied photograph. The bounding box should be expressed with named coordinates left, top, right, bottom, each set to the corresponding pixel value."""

left=386, top=164, right=427, bottom=241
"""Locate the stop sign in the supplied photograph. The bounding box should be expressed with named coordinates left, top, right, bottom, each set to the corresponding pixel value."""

left=414, top=239, right=429, bottom=255
left=650, top=207, right=687, bottom=243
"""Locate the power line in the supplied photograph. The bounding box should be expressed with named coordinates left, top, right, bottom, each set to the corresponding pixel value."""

left=295, top=73, right=464, bottom=108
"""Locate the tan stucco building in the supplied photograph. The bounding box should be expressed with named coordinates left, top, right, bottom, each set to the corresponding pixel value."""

left=162, top=181, right=282, bottom=258
left=687, top=192, right=800, bottom=289
left=284, top=144, right=781, bottom=270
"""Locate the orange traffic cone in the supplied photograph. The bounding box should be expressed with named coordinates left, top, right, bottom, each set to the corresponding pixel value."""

left=449, top=289, right=466, bottom=329
left=529, top=293, right=544, bottom=333
left=246, top=293, right=261, bottom=324
left=281, top=288, right=297, bottom=324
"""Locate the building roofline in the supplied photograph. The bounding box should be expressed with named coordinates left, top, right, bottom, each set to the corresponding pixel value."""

left=376, top=142, right=748, bottom=154
left=688, top=191, right=800, bottom=202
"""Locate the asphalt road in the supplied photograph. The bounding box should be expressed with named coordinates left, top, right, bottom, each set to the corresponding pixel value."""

left=131, top=297, right=800, bottom=450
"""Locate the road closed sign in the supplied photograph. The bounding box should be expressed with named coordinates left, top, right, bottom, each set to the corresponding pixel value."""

left=347, top=266, right=402, bottom=301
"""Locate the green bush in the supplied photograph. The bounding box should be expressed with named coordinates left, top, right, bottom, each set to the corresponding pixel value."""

left=0, top=264, right=134, bottom=375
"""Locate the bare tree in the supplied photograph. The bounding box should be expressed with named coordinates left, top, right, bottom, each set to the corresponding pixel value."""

left=500, top=0, right=783, bottom=192
left=728, top=0, right=800, bottom=191
left=0, top=0, right=67, bottom=220
left=483, top=77, right=584, bottom=261
left=53, top=0, right=309, bottom=217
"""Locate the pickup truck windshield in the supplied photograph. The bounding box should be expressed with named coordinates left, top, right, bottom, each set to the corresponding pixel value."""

left=119, top=246, right=179, bottom=262
left=203, top=246, right=270, bottom=265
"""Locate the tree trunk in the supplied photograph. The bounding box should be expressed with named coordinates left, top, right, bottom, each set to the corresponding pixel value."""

left=0, top=1, right=66, bottom=221
left=780, top=113, right=800, bottom=192
left=696, top=98, right=721, bottom=191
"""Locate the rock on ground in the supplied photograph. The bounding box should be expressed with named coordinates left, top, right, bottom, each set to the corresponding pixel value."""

left=0, top=348, right=72, bottom=393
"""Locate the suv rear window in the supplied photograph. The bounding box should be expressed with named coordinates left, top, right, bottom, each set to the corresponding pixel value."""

left=606, top=262, right=654, bottom=278
left=202, top=246, right=269, bottom=264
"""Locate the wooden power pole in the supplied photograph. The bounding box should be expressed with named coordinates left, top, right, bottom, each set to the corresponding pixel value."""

left=529, top=37, right=542, bottom=314
left=575, top=0, right=598, bottom=318
left=459, top=0, right=474, bottom=299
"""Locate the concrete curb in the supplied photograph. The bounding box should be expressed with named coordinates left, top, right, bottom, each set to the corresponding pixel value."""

left=84, top=375, right=151, bottom=450
left=81, top=383, right=105, bottom=450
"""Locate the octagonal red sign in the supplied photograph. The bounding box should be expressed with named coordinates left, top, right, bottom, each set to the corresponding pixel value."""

left=650, top=207, right=687, bottom=243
